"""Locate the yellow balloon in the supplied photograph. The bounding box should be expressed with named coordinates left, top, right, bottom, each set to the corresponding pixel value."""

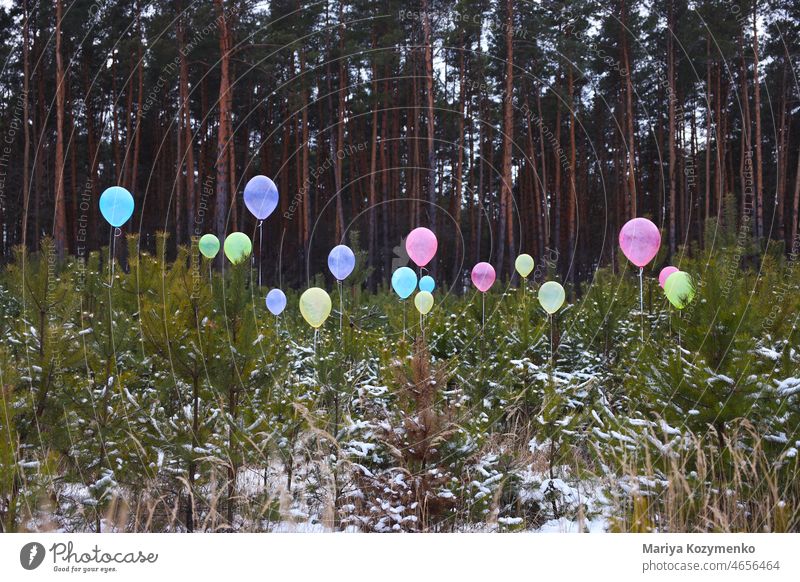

left=414, top=291, right=434, bottom=315
left=515, top=254, right=534, bottom=278
left=299, top=287, right=332, bottom=328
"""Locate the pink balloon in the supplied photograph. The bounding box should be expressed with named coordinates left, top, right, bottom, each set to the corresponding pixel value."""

left=406, top=227, right=438, bottom=267
left=619, top=218, right=661, bottom=267
left=471, top=262, right=496, bottom=293
left=659, top=266, right=679, bottom=288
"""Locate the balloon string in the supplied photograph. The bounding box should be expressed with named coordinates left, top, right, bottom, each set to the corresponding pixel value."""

left=550, top=313, right=554, bottom=369
left=482, top=293, right=485, bottom=334
left=639, top=267, right=644, bottom=344
left=338, top=280, right=343, bottom=334
left=258, top=220, right=263, bottom=288
left=403, top=301, right=407, bottom=338
left=109, top=229, right=118, bottom=288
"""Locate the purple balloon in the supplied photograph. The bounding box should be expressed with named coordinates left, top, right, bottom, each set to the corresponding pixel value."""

left=266, top=289, right=287, bottom=316
left=328, top=245, right=356, bottom=281
left=244, top=175, right=279, bottom=220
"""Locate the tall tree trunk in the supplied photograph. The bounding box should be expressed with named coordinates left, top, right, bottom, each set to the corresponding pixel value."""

left=300, top=49, right=310, bottom=257
left=368, top=53, right=379, bottom=290
left=214, top=0, right=233, bottom=261
left=130, top=0, right=144, bottom=201
left=567, top=61, right=577, bottom=282
left=451, top=39, right=466, bottom=283
left=54, top=0, right=68, bottom=259
left=21, top=0, right=31, bottom=250
left=333, top=5, right=346, bottom=243
left=178, top=9, right=196, bottom=243
left=752, top=4, right=763, bottom=240
left=705, top=37, right=711, bottom=231
left=667, top=1, right=677, bottom=255
left=498, top=0, right=515, bottom=278
left=738, top=31, right=752, bottom=225
left=422, top=0, right=437, bottom=276
left=621, top=1, right=637, bottom=218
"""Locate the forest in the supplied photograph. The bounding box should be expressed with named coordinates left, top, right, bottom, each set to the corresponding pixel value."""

left=0, top=0, right=799, bottom=532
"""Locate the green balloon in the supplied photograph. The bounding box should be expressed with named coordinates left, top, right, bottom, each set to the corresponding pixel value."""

left=664, top=271, right=695, bottom=309
left=223, top=232, right=252, bottom=264
left=538, top=281, right=565, bottom=314
left=198, top=234, right=220, bottom=259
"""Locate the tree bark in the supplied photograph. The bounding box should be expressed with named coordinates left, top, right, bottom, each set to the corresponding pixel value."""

left=752, top=4, right=763, bottom=240
left=214, top=0, right=233, bottom=258
left=54, top=0, right=68, bottom=259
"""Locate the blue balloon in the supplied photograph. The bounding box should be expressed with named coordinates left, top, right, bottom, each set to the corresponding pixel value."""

left=419, top=275, right=435, bottom=293
left=328, top=245, right=356, bottom=281
left=266, top=289, right=287, bottom=316
left=244, top=175, right=279, bottom=220
left=391, top=267, right=417, bottom=300
left=99, top=186, right=134, bottom=227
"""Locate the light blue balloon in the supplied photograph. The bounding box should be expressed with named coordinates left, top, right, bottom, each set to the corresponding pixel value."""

left=244, top=175, right=279, bottom=220
left=391, top=267, right=417, bottom=300
left=266, top=289, right=287, bottom=316
left=328, top=245, right=356, bottom=281
left=419, top=275, right=435, bottom=293
left=99, top=186, right=134, bottom=227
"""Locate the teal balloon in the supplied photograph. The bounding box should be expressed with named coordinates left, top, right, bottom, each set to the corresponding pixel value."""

left=99, top=186, right=134, bottom=227
left=419, top=275, right=435, bottom=293
left=391, top=267, right=417, bottom=300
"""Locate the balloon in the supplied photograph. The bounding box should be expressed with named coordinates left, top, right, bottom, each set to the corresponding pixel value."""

left=664, top=271, right=695, bottom=309
left=243, top=175, right=279, bottom=220
left=619, top=217, right=661, bottom=268
left=414, top=291, right=434, bottom=315
left=471, top=262, right=496, bottom=293
left=299, top=287, right=332, bottom=328
left=515, top=254, right=535, bottom=278
left=99, top=186, right=134, bottom=227
left=327, top=245, right=356, bottom=281
left=658, top=266, right=679, bottom=288
left=198, top=234, right=220, bottom=259
left=538, top=281, right=566, bottom=314
left=223, top=232, right=252, bottom=264
left=266, top=289, right=287, bottom=316
left=391, top=267, right=417, bottom=299
left=419, top=275, right=435, bottom=293
left=406, top=227, right=438, bottom=267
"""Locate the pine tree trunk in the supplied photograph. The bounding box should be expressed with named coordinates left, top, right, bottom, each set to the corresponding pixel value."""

left=178, top=10, right=195, bottom=243
left=621, top=1, right=637, bottom=218
left=422, top=0, right=436, bottom=243
left=214, top=0, right=232, bottom=260
left=500, top=0, right=515, bottom=278
left=21, top=0, right=31, bottom=250
left=54, top=0, right=68, bottom=259
left=667, top=1, right=677, bottom=255
left=752, top=5, right=763, bottom=240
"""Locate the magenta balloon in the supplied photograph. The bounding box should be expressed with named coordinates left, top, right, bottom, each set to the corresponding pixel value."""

left=619, top=218, right=661, bottom=267
left=658, top=266, right=679, bottom=288
left=471, top=262, right=496, bottom=293
left=405, top=227, right=438, bottom=267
